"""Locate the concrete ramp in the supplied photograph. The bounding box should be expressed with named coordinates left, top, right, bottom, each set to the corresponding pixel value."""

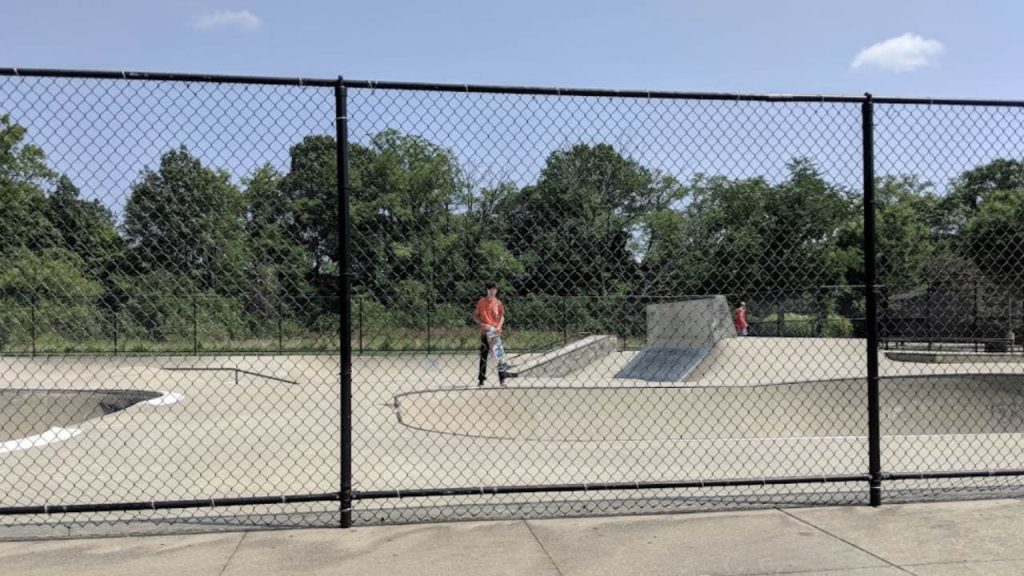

left=396, top=373, right=1024, bottom=441
left=616, top=296, right=734, bottom=382
left=0, top=389, right=161, bottom=443
left=515, top=335, right=617, bottom=378
left=615, top=347, right=713, bottom=382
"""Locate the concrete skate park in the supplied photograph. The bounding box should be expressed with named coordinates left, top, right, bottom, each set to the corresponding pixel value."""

left=2, top=296, right=1024, bottom=532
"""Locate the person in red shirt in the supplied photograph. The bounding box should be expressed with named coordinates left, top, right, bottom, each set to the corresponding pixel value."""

left=473, top=281, right=514, bottom=386
left=734, top=301, right=749, bottom=336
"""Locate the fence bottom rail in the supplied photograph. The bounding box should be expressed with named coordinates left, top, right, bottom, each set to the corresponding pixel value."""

left=352, top=474, right=872, bottom=500
left=0, top=492, right=342, bottom=516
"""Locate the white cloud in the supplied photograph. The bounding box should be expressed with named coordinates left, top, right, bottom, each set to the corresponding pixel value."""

left=194, top=9, right=262, bottom=31
left=851, top=33, right=944, bottom=72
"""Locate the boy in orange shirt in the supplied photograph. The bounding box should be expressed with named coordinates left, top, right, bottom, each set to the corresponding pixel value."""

left=734, top=301, right=749, bottom=336
left=473, top=282, right=515, bottom=386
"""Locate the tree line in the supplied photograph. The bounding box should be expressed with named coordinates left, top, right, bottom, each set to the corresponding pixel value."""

left=1, top=112, right=1022, bottom=350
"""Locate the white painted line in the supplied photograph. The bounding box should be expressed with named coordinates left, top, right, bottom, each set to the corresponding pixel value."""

left=0, top=427, right=82, bottom=454
left=146, top=391, right=184, bottom=406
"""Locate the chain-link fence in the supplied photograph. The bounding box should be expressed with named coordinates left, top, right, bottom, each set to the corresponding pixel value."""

left=874, top=102, right=1024, bottom=504
left=1, top=69, right=1024, bottom=537
left=0, top=70, right=344, bottom=538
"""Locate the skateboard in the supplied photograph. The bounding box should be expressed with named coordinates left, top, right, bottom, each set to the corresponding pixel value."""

left=485, top=326, right=511, bottom=373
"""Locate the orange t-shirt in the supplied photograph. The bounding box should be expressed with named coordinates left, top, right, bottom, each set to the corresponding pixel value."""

left=733, top=307, right=748, bottom=330
left=475, top=297, right=505, bottom=335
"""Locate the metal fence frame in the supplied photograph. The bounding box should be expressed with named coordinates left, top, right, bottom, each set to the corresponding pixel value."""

left=2, top=67, right=1024, bottom=527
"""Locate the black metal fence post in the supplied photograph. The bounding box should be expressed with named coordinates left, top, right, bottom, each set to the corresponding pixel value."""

left=30, top=295, right=37, bottom=357
left=192, top=293, right=198, bottom=355
left=776, top=296, right=784, bottom=337
left=973, top=279, right=980, bottom=352
left=1008, top=294, right=1016, bottom=351
left=278, top=299, right=283, bottom=354
left=562, top=295, right=568, bottom=346
left=863, top=93, right=882, bottom=507
left=336, top=76, right=354, bottom=528
left=926, top=285, right=933, bottom=349
left=818, top=285, right=827, bottom=336
left=879, top=284, right=889, bottom=347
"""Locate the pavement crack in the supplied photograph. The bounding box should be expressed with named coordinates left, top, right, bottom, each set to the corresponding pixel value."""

left=777, top=509, right=919, bottom=576
left=524, top=521, right=565, bottom=576
left=218, top=531, right=248, bottom=576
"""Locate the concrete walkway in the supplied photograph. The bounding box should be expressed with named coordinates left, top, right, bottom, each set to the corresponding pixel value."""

left=3, top=499, right=1024, bottom=575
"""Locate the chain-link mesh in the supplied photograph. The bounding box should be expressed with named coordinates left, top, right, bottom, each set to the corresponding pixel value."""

left=3, top=71, right=1024, bottom=537
left=347, top=88, right=873, bottom=523
left=0, top=75, right=342, bottom=537
left=875, top=103, right=1024, bottom=498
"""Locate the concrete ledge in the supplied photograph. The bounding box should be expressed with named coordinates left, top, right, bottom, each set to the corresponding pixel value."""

left=515, top=335, right=617, bottom=378
left=886, top=351, right=1024, bottom=364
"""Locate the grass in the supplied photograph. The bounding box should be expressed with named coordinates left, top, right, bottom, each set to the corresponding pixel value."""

left=0, top=328, right=581, bottom=356
left=1, top=317, right=863, bottom=357
left=354, top=327, right=569, bottom=353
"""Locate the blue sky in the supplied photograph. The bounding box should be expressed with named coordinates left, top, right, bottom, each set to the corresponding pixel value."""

left=2, top=0, right=1021, bottom=98
left=3, top=1, right=1024, bottom=216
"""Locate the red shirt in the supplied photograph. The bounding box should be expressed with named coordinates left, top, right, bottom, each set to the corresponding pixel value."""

left=733, top=307, right=748, bottom=330
left=475, top=297, right=505, bottom=334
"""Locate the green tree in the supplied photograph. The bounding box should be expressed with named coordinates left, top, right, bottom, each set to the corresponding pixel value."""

left=446, top=180, right=523, bottom=305
left=347, top=130, right=463, bottom=313
left=629, top=172, right=690, bottom=296
left=945, top=158, right=1024, bottom=221
left=0, top=249, right=106, bottom=347
left=680, top=159, right=851, bottom=298
left=47, top=175, right=123, bottom=278
left=0, top=115, right=60, bottom=255
left=839, top=175, right=942, bottom=294
left=243, top=164, right=314, bottom=323
left=963, top=188, right=1024, bottom=290
left=654, top=159, right=856, bottom=336
left=505, top=144, right=660, bottom=296
left=762, top=158, right=851, bottom=293
left=280, top=135, right=338, bottom=281
left=0, top=115, right=109, bottom=347
left=932, top=158, right=1024, bottom=296
left=123, top=147, right=248, bottom=295
left=678, top=174, right=773, bottom=295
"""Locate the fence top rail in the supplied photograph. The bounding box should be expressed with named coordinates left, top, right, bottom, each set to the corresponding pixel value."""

left=872, top=96, right=1024, bottom=108
left=0, top=67, right=338, bottom=87
left=342, top=78, right=867, bottom=103
left=5, top=67, right=1024, bottom=107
